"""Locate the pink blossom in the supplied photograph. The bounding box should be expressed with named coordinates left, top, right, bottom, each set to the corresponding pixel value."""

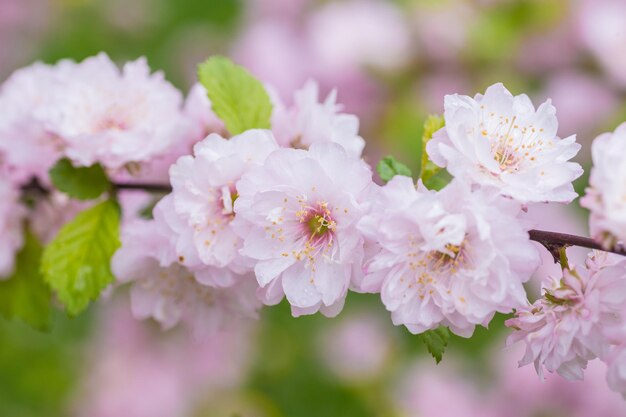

left=427, top=83, right=583, bottom=204
left=581, top=123, right=626, bottom=247
left=168, top=129, right=279, bottom=278
left=233, top=143, right=374, bottom=317
left=111, top=199, right=261, bottom=338
left=506, top=251, right=626, bottom=380
left=0, top=177, right=25, bottom=278
left=271, top=80, right=365, bottom=157
left=358, top=176, right=539, bottom=337
left=45, top=53, right=189, bottom=171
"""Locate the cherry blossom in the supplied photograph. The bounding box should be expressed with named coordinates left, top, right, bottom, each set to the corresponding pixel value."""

left=270, top=79, right=365, bottom=157
left=111, top=198, right=261, bottom=338
left=427, top=82, right=583, bottom=204
left=46, top=53, right=189, bottom=171
left=358, top=176, right=539, bottom=337
left=232, top=143, right=375, bottom=317
left=581, top=123, right=626, bottom=248
left=506, top=251, right=626, bottom=380
left=168, top=129, right=279, bottom=280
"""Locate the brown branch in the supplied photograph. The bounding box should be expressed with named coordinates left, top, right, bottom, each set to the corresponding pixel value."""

left=528, top=229, right=626, bottom=258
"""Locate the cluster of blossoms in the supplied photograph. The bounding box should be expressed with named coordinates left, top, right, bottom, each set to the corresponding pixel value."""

left=506, top=252, right=626, bottom=392
left=3, top=53, right=626, bottom=397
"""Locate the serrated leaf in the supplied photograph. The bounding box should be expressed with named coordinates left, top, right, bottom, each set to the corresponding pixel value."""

left=198, top=56, right=273, bottom=135
left=419, top=115, right=446, bottom=184
left=0, top=229, right=51, bottom=330
left=49, top=158, right=110, bottom=201
left=377, top=156, right=413, bottom=183
left=421, top=327, right=450, bottom=364
left=41, top=199, right=121, bottom=316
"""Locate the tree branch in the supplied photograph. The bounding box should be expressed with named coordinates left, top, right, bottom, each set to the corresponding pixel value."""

left=528, top=229, right=626, bottom=257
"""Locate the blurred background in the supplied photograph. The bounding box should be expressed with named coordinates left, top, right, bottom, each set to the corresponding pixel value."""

left=2, top=0, right=626, bottom=415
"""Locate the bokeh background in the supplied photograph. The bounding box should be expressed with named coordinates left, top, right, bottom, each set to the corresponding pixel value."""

left=2, top=0, right=626, bottom=416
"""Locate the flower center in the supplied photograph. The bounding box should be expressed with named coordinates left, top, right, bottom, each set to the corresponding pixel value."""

left=308, top=213, right=333, bottom=237
left=479, top=111, right=550, bottom=173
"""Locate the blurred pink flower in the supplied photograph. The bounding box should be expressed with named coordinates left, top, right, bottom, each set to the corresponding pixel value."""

left=46, top=54, right=189, bottom=171
left=577, top=0, right=626, bottom=88
left=319, top=312, right=392, bottom=382
left=74, top=301, right=254, bottom=417
left=541, top=72, right=617, bottom=139
left=231, top=21, right=312, bottom=100
left=497, top=343, right=626, bottom=417
left=0, top=177, right=25, bottom=278
left=581, top=123, right=626, bottom=247
left=396, top=361, right=500, bottom=417
left=413, top=1, right=474, bottom=63
left=307, top=0, right=413, bottom=74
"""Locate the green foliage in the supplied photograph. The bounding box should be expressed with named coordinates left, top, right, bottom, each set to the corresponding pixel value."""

left=420, top=327, right=450, bottom=364
left=0, top=309, right=94, bottom=417
left=49, top=158, right=110, bottom=201
left=41, top=200, right=121, bottom=316
left=0, top=230, right=51, bottom=331
left=198, top=56, right=273, bottom=135
left=377, top=156, right=413, bottom=183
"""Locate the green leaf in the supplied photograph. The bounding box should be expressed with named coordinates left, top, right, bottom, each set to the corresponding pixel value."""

left=420, top=327, right=450, bottom=364
left=376, top=156, right=413, bottom=183
left=0, top=229, right=51, bottom=330
left=197, top=56, right=273, bottom=135
left=419, top=114, right=446, bottom=183
left=49, top=158, right=110, bottom=201
left=41, top=200, right=121, bottom=316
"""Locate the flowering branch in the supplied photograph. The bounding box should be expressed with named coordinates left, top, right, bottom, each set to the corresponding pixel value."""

left=22, top=179, right=626, bottom=257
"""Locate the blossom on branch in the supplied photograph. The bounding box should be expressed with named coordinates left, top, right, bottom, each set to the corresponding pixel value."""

left=358, top=176, right=539, bottom=337
left=427, top=83, right=583, bottom=204
left=506, top=251, right=626, bottom=380
left=111, top=199, right=261, bottom=338
left=270, top=80, right=365, bottom=157
left=168, top=129, right=279, bottom=282
left=0, top=53, right=190, bottom=179
left=232, top=143, right=375, bottom=317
